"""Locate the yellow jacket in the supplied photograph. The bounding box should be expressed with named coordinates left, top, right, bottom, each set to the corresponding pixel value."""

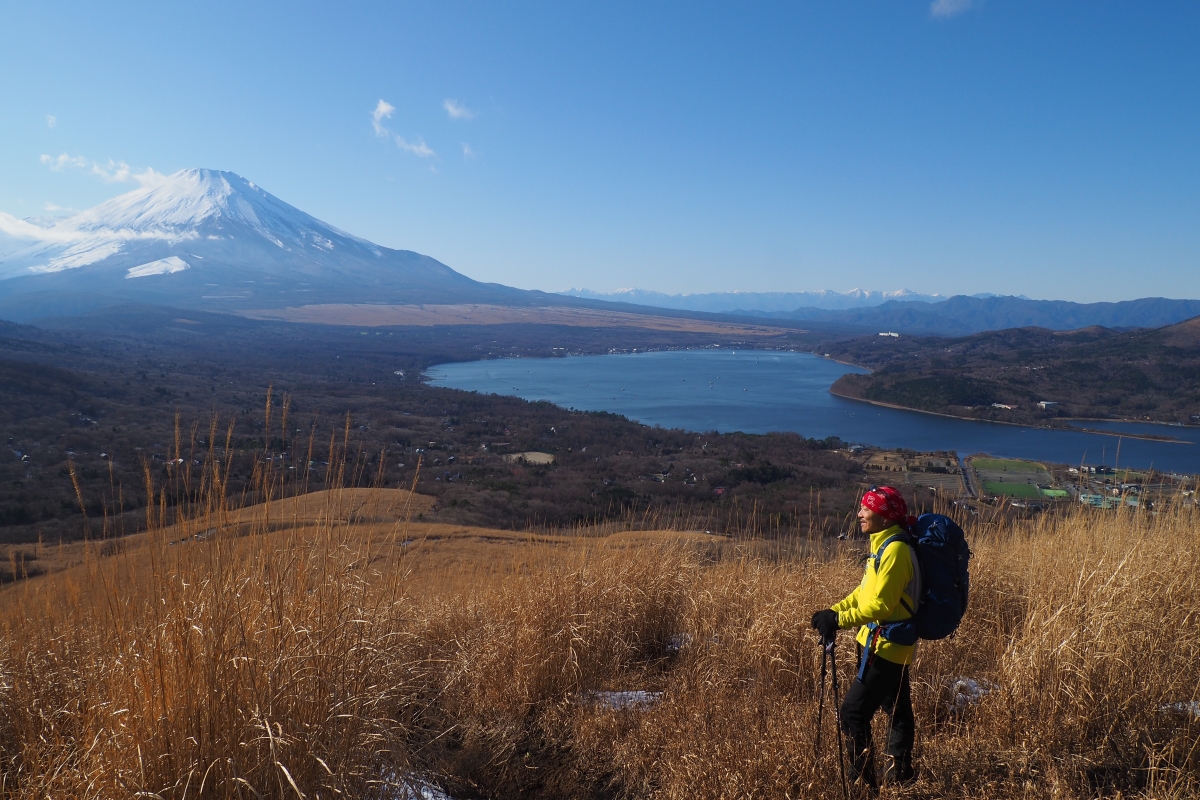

left=831, top=524, right=919, bottom=665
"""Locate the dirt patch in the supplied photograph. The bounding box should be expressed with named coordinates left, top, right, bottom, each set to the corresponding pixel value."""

left=239, top=303, right=789, bottom=336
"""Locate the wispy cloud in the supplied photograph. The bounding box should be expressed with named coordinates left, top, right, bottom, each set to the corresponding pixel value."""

left=396, top=136, right=435, bottom=158
left=46, top=115, right=57, bottom=128
left=41, top=153, right=87, bottom=171
left=461, top=142, right=477, bottom=159
left=0, top=211, right=79, bottom=242
left=372, top=99, right=395, bottom=136
left=930, top=0, right=977, bottom=18
left=443, top=99, right=474, bottom=120
left=40, top=153, right=165, bottom=187
left=90, top=159, right=166, bottom=186
left=0, top=209, right=189, bottom=244
left=371, top=100, right=436, bottom=159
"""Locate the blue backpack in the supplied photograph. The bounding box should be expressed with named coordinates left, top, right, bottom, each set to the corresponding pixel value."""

left=870, top=513, right=971, bottom=643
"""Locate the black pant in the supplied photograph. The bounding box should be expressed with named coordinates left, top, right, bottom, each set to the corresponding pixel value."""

left=839, top=647, right=915, bottom=786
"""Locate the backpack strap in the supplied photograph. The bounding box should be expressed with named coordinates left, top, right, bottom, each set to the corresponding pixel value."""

left=857, top=625, right=882, bottom=682
left=870, top=532, right=917, bottom=620
left=869, top=533, right=912, bottom=572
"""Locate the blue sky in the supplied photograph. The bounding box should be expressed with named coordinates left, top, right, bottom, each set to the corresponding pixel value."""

left=1, top=1, right=1197, bottom=302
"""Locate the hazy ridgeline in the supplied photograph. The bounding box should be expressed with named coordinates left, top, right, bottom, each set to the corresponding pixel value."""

left=0, top=414, right=1195, bottom=799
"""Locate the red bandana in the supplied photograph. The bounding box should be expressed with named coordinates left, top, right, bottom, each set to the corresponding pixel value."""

left=861, top=486, right=913, bottom=526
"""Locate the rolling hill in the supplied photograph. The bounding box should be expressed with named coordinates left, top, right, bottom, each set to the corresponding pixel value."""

left=824, top=316, right=1200, bottom=426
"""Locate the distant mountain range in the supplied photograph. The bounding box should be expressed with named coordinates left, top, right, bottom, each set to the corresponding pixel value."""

left=0, top=168, right=534, bottom=322
left=561, top=288, right=1200, bottom=334
left=560, top=287, right=961, bottom=312
left=757, top=295, right=1200, bottom=334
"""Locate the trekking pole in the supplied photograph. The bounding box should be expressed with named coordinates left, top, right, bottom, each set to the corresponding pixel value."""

left=815, top=636, right=829, bottom=756
left=827, top=637, right=851, bottom=800
left=814, top=635, right=851, bottom=800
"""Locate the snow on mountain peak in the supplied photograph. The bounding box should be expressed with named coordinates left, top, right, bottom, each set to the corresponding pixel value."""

left=70, top=168, right=237, bottom=234
left=68, top=168, right=360, bottom=245
left=0, top=168, right=502, bottom=316
left=0, top=168, right=377, bottom=278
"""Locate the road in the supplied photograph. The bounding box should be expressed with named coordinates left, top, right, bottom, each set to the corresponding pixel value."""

left=958, top=455, right=978, bottom=499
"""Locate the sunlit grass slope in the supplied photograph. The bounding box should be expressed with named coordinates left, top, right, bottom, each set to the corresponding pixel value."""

left=0, top=419, right=1195, bottom=798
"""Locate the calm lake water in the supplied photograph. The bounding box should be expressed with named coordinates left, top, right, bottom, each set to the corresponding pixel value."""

left=425, top=350, right=1199, bottom=474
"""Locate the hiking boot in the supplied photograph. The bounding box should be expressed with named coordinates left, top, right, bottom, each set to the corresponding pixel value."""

left=847, top=740, right=878, bottom=790
left=882, top=750, right=915, bottom=786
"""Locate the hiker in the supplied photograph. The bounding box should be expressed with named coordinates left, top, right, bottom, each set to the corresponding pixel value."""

left=811, top=485, right=919, bottom=788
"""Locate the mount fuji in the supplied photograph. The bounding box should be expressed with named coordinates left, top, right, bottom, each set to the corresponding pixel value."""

left=0, top=168, right=529, bottom=320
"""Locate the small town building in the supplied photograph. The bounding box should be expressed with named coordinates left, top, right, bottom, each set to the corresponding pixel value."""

left=501, top=451, right=556, bottom=465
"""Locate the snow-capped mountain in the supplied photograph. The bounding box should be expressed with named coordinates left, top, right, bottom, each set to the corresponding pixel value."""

left=0, top=168, right=521, bottom=317
left=559, top=287, right=951, bottom=313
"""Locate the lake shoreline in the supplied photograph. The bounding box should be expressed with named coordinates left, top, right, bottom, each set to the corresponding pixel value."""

left=827, top=387, right=1190, bottom=445
left=427, top=350, right=1199, bottom=472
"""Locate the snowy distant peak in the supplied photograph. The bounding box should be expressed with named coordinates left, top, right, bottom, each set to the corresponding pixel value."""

left=0, top=168, right=383, bottom=279
left=67, top=168, right=372, bottom=250
left=0, top=166, right=517, bottom=317
left=559, top=287, right=952, bottom=313
left=2, top=168, right=371, bottom=248
left=69, top=168, right=239, bottom=234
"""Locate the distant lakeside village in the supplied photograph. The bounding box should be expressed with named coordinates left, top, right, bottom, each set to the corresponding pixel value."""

left=855, top=448, right=1195, bottom=512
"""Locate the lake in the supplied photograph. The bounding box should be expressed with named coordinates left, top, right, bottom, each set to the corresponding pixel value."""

left=425, top=350, right=1199, bottom=474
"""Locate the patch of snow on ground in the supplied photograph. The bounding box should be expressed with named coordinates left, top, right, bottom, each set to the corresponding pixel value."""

left=380, top=773, right=457, bottom=800
left=1159, top=700, right=1200, bottom=719
left=666, top=633, right=693, bottom=653
left=126, top=256, right=189, bottom=278
left=578, top=690, right=663, bottom=710
left=948, top=677, right=997, bottom=710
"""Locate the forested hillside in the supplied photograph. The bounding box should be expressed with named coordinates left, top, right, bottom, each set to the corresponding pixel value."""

left=825, top=316, right=1200, bottom=426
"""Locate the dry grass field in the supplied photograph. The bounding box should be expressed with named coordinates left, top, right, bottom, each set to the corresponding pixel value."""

left=239, top=303, right=790, bottom=336
left=0, top=442, right=1196, bottom=799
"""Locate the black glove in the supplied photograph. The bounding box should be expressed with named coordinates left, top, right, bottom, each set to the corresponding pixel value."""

left=811, top=609, right=840, bottom=642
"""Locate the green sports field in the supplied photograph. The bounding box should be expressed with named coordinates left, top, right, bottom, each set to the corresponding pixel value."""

left=972, top=457, right=1054, bottom=499
left=982, top=481, right=1043, bottom=499
left=972, top=458, right=1047, bottom=474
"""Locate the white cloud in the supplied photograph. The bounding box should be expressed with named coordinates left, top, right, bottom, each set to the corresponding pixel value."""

left=41, top=153, right=87, bottom=170
left=372, top=99, right=396, bottom=136
left=396, top=136, right=435, bottom=158
left=930, top=0, right=977, bottom=18
left=443, top=99, right=474, bottom=120
left=90, top=159, right=167, bottom=187
left=461, top=142, right=476, bottom=159
left=46, top=115, right=57, bottom=128
left=0, top=211, right=78, bottom=242
left=371, top=100, right=435, bottom=159
left=40, top=153, right=165, bottom=186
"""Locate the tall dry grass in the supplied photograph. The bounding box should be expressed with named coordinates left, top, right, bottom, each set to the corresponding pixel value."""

left=0, top=413, right=1195, bottom=798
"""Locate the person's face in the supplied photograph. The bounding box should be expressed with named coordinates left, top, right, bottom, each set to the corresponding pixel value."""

left=857, top=504, right=890, bottom=535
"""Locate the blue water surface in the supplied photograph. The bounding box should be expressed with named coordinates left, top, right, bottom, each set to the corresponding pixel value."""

left=425, top=350, right=1199, bottom=474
